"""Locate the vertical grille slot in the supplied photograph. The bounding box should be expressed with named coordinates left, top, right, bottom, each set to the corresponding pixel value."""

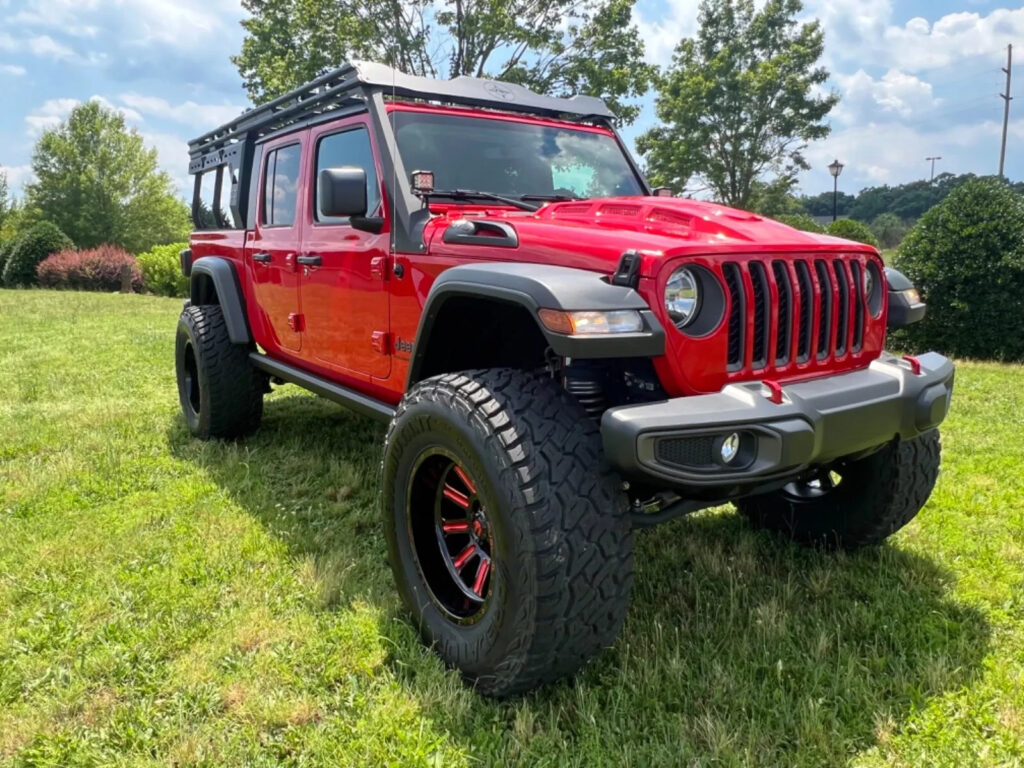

left=723, top=263, right=744, bottom=370
left=814, top=260, right=833, bottom=359
left=749, top=261, right=770, bottom=369
left=833, top=260, right=850, bottom=356
left=772, top=261, right=792, bottom=365
left=794, top=260, right=813, bottom=362
left=851, top=260, right=865, bottom=352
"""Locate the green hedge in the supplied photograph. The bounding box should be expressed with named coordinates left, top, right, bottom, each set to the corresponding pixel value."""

left=826, top=218, right=879, bottom=247
left=2, top=222, right=73, bottom=287
left=894, top=178, right=1024, bottom=361
left=774, top=214, right=825, bottom=233
left=137, top=242, right=189, bottom=297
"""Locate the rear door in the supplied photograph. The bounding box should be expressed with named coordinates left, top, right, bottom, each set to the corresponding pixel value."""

left=250, top=135, right=306, bottom=354
left=299, top=118, right=391, bottom=379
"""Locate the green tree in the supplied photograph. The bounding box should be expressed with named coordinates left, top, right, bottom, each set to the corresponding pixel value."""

left=747, top=177, right=805, bottom=217
left=0, top=171, right=10, bottom=234
left=869, top=212, right=908, bottom=249
left=800, top=190, right=855, bottom=217
left=234, top=0, right=656, bottom=123
left=638, top=0, right=837, bottom=208
left=25, top=102, right=190, bottom=254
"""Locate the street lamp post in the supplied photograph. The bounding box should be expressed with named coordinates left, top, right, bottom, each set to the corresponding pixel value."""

left=828, top=159, right=844, bottom=222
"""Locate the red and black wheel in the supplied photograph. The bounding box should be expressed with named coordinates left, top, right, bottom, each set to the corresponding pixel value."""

left=382, top=369, right=633, bottom=697
left=407, top=450, right=493, bottom=622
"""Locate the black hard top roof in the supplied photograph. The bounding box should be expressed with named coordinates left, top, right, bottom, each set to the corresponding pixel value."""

left=187, top=61, right=615, bottom=165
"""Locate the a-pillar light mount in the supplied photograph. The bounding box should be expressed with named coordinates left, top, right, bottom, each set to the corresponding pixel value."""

left=410, top=170, right=435, bottom=198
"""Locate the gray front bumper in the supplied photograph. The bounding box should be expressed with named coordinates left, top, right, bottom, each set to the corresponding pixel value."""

left=601, top=352, right=954, bottom=489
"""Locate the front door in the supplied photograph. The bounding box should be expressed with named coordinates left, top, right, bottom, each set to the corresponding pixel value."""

left=299, top=120, right=391, bottom=379
left=250, top=136, right=306, bottom=354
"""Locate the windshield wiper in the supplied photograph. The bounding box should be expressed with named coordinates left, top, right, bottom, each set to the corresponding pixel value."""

left=428, top=189, right=540, bottom=212
left=519, top=193, right=586, bottom=203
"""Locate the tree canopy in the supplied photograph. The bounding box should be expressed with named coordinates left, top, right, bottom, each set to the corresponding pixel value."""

left=638, top=0, right=836, bottom=208
left=233, top=0, right=656, bottom=123
left=24, top=102, right=190, bottom=254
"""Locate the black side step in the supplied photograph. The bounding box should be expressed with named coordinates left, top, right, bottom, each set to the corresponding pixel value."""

left=249, top=353, right=396, bottom=423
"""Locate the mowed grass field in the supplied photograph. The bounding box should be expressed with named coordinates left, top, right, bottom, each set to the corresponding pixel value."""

left=1, top=289, right=1022, bottom=768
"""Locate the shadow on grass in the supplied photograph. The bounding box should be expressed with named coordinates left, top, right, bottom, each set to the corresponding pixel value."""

left=169, top=392, right=990, bottom=765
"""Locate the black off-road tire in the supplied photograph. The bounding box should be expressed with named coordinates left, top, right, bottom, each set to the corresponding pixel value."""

left=175, top=304, right=264, bottom=439
left=737, top=430, right=941, bottom=550
left=382, top=369, right=633, bottom=697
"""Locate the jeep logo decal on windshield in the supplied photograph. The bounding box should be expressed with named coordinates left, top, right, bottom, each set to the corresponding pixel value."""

left=484, top=82, right=515, bottom=101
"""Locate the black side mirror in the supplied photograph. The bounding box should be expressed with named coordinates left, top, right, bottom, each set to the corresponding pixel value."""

left=319, top=167, right=368, bottom=218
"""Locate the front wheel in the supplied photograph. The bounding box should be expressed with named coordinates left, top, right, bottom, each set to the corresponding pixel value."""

left=382, top=369, right=633, bottom=697
left=737, top=430, right=942, bottom=550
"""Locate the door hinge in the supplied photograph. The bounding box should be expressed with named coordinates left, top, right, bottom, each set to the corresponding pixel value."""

left=287, top=313, right=305, bottom=332
left=370, top=255, right=388, bottom=281
left=371, top=330, right=392, bottom=354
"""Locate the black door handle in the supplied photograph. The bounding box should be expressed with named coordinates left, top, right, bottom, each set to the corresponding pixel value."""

left=252, top=252, right=271, bottom=263
left=296, top=254, right=322, bottom=267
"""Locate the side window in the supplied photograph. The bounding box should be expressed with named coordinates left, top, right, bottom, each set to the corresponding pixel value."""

left=216, top=166, right=242, bottom=229
left=194, top=169, right=219, bottom=230
left=261, top=144, right=301, bottom=227
left=315, top=127, right=380, bottom=224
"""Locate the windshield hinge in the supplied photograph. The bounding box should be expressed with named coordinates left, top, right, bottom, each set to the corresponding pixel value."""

left=611, top=250, right=642, bottom=288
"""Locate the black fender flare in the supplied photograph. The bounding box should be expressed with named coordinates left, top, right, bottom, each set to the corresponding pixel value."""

left=189, top=257, right=252, bottom=344
left=408, top=262, right=665, bottom=386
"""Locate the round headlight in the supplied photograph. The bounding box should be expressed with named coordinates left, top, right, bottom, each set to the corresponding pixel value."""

left=665, top=267, right=700, bottom=328
left=863, top=267, right=873, bottom=300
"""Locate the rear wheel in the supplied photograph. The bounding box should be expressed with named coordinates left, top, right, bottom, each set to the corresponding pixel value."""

left=382, top=369, right=633, bottom=697
left=737, top=430, right=941, bottom=550
left=175, top=304, right=264, bottom=439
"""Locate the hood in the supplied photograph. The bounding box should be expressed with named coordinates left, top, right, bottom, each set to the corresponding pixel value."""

left=423, top=196, right=864, bottom=276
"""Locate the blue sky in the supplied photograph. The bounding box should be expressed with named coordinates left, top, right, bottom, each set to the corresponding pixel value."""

left=1, top=0, right=1021, bottom=202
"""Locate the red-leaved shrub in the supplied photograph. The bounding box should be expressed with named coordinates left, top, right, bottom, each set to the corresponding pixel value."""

left=37, top=245, right=143, bottom=292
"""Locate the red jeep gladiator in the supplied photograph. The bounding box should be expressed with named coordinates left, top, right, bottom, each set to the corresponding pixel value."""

left=177, top=62, right=954, bottom=696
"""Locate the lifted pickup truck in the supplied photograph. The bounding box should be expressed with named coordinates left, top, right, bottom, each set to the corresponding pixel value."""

left=178, top=62, right=953, bottom=697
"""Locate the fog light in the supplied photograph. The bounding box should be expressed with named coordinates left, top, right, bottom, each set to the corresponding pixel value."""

left=720, top=432, right=741, bottom=464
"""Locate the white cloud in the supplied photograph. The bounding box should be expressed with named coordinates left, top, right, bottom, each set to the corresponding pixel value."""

left=26, top=35, right=74, bottom=60
left=0, top=164, right=35, bottom=192
left=0, top=63, right=26, bottom=75
left=802, top=116, right=1022, bottom=190
left=5, top=0, right=239, bottom=50
left=25, top=97, right=80, bottom=136
left=119, top=93, right=244, bottom=129
left=881, top=9, right=1024, bottom=71
left=140, top=131, right=191, bottom=194
left=24, top=96, right=144, bottom=137
left=832, top=69, right=940, bottom=123
left=807, top=1, right=1023, bottom=73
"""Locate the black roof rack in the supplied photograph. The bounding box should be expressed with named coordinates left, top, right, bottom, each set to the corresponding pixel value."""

left=187, top=61, right=614, bottom=172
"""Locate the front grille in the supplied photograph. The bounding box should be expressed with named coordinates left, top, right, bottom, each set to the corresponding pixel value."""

left=723, top=263, right=744, bottom=370
left=722, top=255, right=868, bottom=376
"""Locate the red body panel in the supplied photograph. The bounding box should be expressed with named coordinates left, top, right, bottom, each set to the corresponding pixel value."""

left=191, top=103, right=887, bottom=404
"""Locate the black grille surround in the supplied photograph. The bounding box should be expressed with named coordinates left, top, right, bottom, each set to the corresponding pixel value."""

left=721, top=254, right=872, bottom=377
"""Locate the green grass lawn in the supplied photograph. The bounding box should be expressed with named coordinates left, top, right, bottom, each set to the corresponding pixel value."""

left=1, top=289, right=1022, bottom=767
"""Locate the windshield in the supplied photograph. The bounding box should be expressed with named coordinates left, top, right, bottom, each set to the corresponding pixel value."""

left=391, top=110, right=644, bottom=200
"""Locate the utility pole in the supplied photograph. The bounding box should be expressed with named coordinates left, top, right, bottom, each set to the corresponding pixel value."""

left=926, top=156, right=942, bottom=181
left=999, top=44, right=1013, bottom=178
